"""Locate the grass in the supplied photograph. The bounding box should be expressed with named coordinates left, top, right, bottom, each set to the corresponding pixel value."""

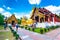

left=0, top=31, right=15, bottom=40
left=34, top=28, right=40, bottom=33
left=0, top=25, right=15, bottom=40
left=0, top=25, right=4, bottom=30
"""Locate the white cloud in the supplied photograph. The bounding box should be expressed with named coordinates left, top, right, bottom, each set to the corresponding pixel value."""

left=28, top=0, right=41, bottom=5
left=0, top=8, right=12, bottom=17
left=3, top=5, right=11, bottom=10
left=25, top=14, right=30, bottom=19
left=44, top=5, right=60, bottom=15
left=14, top=12, right=31, bottom=19
left=7, top=7, right=11, bottom=10
left=3, top=12, right=11, bottom=17
left=0, top=8, right=5, bottom=13
left=0, top=8, right=30, bottom=19
left=1, top=5, right=60, bottom=19
left=14, top=13, right=22, bottom=19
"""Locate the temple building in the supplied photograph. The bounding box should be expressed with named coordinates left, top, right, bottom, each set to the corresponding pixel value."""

left=5, top=14, right=18, bottom=25
left=30, top=8, right=60, bottom=23
left=21, top=16, right=27, bottom=26
left=21, top=16, right=33, bottom=26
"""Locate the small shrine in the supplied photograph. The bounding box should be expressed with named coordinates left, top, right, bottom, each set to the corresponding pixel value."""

left=5, top=14, right=18, bottom=25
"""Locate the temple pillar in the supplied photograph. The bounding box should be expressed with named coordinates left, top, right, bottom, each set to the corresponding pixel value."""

left=44, top=16, right=45, bottom=22
left=48, top=16, right=51, bottom=23
left=53, top=16, right=56, bottom=24
left=39, top=17, right=40, bottom=23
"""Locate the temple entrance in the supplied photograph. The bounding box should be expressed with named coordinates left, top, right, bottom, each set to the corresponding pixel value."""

left=35, top=16, right=39, bottom=22
left=12, top=21, right=15, bottom=25
left=40, top=17, right=44, bottom=23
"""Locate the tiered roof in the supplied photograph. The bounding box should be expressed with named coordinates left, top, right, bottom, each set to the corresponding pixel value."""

left=30, top=7, right=54, bottom=18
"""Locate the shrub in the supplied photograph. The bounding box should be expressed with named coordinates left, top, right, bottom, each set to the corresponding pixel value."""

left=44, top=28, right=48, bottom=32
left=11, top=29, right=14, bottom=33
left=28, top=27, right=30, bottom=30
left=53, top=26, right=57, bottom=29
left=25, top=25, right=28, bottom=29
left=52, top=26, right=55, bottom=29
left=10, top=27, right=12, bottom=30
left=32, top=28, right=35, bottom=32
left=15, top=34, right=19, bottom=40
left=42, top=28, right=47, bottom=34
left=56, top=25, right=60, bottom=28
left=49, top=26, right=53, bottom=30
left=47, top=28, right=50, bottom=31
left=40, top=28, right=44, bottom=34
left=9, top=26, right=11, bottom=28
left=9, top=26, right=20, bottom=40
left=13, top=31, right=17, bottom=36
left=25, top=27, right=27, bottom=29
left=21, top=26, right=24, bottom=28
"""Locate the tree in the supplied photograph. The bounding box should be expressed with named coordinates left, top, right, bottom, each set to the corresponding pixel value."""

left=17, top=19, right=21, bottom=24
left=0, top=13, right=4, bottom=25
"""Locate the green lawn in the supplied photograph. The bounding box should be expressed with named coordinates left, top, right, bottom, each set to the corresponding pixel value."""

left=0, top=25, right=4, bottom=30
left=21, top=25, right=60, bottom=34
left=0, top=31, right=15, bottom=40
left=0, top=25, right=15, bottom=40
left=29, top=28, right=40, bottom=33
left=34, top=28, right=40, bottom=33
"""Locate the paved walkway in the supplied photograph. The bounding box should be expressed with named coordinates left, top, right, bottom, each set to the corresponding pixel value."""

left=44, top=28, right=60, bottom=40
left=13, top=27, right=60, bottom=40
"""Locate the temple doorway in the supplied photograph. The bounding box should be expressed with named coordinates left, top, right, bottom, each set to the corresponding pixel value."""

left=12, top=21, right=15, bottom=25
left=40, top=17, right=44, bottom=23
left=35, top=16, right=39, bottom=22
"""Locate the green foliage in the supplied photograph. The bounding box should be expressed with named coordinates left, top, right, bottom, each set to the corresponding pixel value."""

left=20, top=25, right=60, bottom=34
left=32, top=28, right=35, bottom=31
left=15, top=34, right=19, bottom=40
left=25, top=27, right=27, bottom=29
left=11, top=29, right=14, bottom=33
left=56, top=25, right=60, bottom=28
left=0, top=25, right=4, bottom=30
left=28, top=27, right=30, bottom=30
left=44, top=28, right=48, bottom=32
left=40, top=28, right=44, bottom=34
left=13, top=31, right=17, bottom=36
left=0, top=14, right=4, bottom=25
left=24, top=25, right=28, bottom=29
left=9, top=26, right=19, bottom=40
left=17, top=19, right=21, bottom=24
left=21, top=26, right=24, bottom=28
left=34, top=28, right=40, bottom=33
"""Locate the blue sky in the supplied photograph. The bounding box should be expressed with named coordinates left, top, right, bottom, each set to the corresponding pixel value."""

left=0, top=0, right=60, bottom=18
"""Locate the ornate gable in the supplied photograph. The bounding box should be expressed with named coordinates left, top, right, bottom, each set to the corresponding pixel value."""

left=7, top=14, right=18, bottom=24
